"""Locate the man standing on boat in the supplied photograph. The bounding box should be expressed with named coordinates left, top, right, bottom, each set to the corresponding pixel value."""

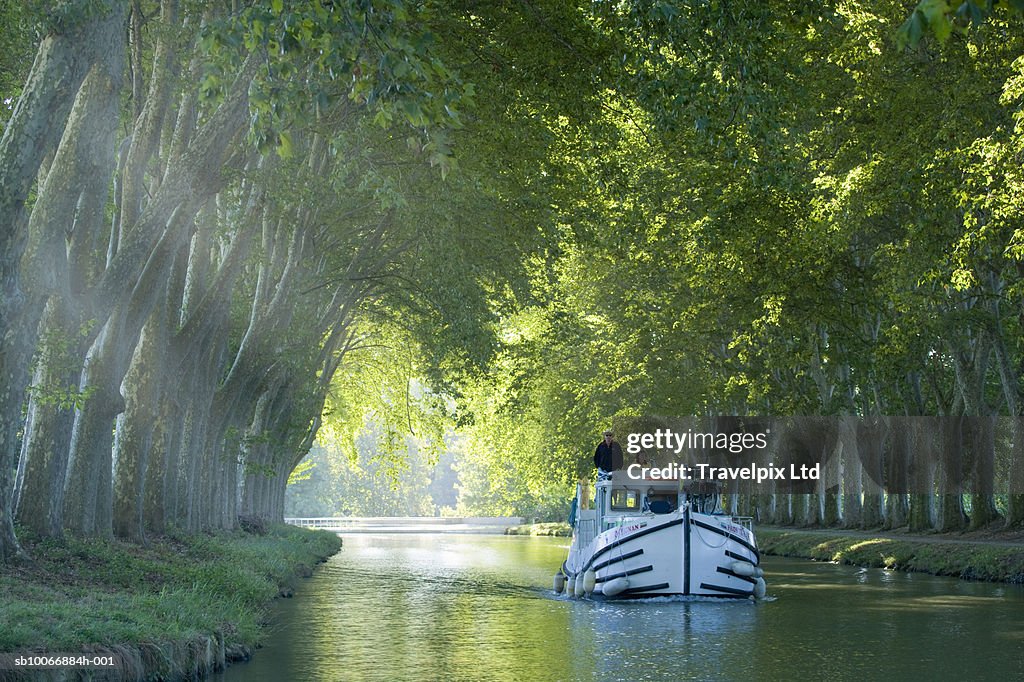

left=594, top=430, right=624, bottom=481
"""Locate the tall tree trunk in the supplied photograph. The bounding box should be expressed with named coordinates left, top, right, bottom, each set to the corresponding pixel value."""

left=989, top=281, right=1024, bottom=527
left=823, top=437, right=840, bottom=527
left=951, top=335, right=998, bottom=529
left=63, top=315, right=128, bottom=537
left=182, top=400, right=211, bottom=533
left=31, top=0, right=126, bottom=541
left=968, top=416, right=1002, bottom=529
left=198, top=426, right=219, bottom=531
left=0, top=0, right=123, bottom=228
left=938, top=416, right=969, bottom=532
left=1006, top=417, right=1024, bottom=528
left=840, top=417, right=862, bottom=528
left=184, top=345, right=220, bottom=532
left=140, top=263, right=186, bottom=536
left=763, top=483, right=779, bottom=525
left=14, top=298, right=80, bottom=536
left=163, top=391, right=187, bottom=529
left=884, top=419, right=909, bottom=530
left=907, top=418, right=934, bottom=532
left=885, top=494, right=909, bottom=529
left=791, top=494, right=807, bottom=526
left=112, top=309, right=167, bottom=542
left=859, top=418, right=886, bottom=528
left=272, top=463, right=289, bottom=524
left=219, top=435, right=238, bottom=530
left=143, top=396, right=173, bottom=535
left=806, top=489, right=821, bottom=527
left=241, top=392, right=271, bottom=520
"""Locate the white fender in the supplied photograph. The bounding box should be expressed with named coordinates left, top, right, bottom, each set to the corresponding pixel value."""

left=566, top=576, right=576, bottom=596
left=574, top=576, right=586, bottom=597
left=730, top=561, right=757, bottom=578
left=553, top=573, right=565, bottom=594
left=754, top=577, right=767, bottom=599
left=583, top=570, right=596, bottom=594
left=754, top=567, right=764, bottom=578
left=601, top=577, right=630, bottom=597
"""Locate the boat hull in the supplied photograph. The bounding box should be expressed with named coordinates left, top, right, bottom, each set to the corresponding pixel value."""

left=563, top=509, right=761, bottom=599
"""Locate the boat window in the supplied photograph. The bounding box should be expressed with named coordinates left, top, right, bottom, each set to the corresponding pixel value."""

left=647, top=495, right=675, bottom=514
left=610, top=488, right=640, bottom=511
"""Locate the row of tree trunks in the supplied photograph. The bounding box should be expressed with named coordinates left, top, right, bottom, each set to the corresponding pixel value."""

left=11, top=0, right=130, bottom=539
left=721, top=412, right=1021, bottom=532
left=2, top=0, right=268, bottom=556
left=0, top=0, right=500, bottom=565
left=0, top=0, right=128, bottom=563
left=730, top=491, right=1016, bottom=530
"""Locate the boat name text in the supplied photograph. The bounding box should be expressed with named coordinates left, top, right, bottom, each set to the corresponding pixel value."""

left=607, top=522, right=648, bottom=542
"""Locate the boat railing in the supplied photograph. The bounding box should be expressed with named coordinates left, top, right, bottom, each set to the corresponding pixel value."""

left=731, top=516, right=754, bottom=532
left=576, top=517, right=598, bottom=547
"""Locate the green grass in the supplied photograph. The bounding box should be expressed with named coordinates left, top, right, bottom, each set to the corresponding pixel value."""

left=0, top=525, right=342, bottom=654
left=757, top=529, right=1024, bottom=583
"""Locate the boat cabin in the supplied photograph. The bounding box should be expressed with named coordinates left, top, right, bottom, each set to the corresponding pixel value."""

left=570, top=476, right=725, bottom=548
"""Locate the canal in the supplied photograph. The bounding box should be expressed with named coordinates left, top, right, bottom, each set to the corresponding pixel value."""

left=215, top=534, right=1024, bottom=681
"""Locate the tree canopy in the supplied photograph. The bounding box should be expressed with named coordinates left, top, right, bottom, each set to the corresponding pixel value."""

left=4, top=1, right=1024, bottom=560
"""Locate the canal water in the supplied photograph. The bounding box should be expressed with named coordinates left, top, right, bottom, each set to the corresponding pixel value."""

left=215, top=534, right=1024, bottom=681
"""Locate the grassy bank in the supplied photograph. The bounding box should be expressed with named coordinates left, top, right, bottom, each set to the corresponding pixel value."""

left=757, top=528, right=1024, bottom=583
left=504, top=522, right=571, bottom=537
left=0, top=524, right=342, bottom=680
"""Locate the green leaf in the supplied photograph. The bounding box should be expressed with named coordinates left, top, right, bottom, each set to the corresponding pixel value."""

left=276, top=130, right=293, bottom=159
left=920, top=0, right=954, bottom=41
left=955, top=1, right=985, bottom=25
left=897, top=11, right=926, bottom=49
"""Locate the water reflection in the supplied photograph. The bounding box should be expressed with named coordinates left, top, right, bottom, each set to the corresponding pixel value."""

left=572, top=598, right=757, bottom=682
left=216, top=534, right=1024, bottom=682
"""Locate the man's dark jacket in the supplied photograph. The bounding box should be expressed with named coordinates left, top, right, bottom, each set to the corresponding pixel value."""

left=594, top=441, right=623, bottom=471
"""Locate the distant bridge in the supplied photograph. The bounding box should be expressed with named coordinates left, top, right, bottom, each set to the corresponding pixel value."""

left=284, top=516, right=525, bottom=534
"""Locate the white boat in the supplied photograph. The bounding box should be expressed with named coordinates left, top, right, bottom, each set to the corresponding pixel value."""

left=554, top=476, right=766, bottom=600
